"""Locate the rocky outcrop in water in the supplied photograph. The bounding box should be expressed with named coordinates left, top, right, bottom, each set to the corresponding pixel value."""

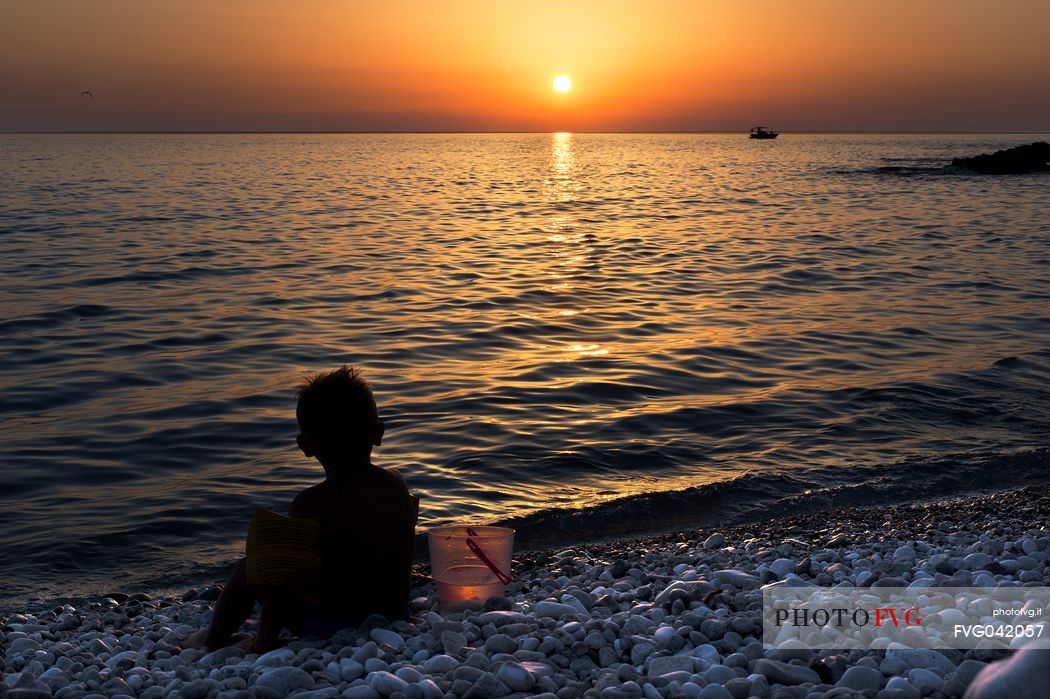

left=949, top=141, right=1050, bottom=174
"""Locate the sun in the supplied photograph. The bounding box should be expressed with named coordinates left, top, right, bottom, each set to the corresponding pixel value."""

left=553, top=75, right=572, bottom=93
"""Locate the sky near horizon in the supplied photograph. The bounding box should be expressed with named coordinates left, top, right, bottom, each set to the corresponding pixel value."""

left=2, top=0, right=1048, bottom=132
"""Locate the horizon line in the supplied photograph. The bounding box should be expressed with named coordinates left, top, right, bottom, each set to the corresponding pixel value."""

left=3, top=129, right=1049, bottom=136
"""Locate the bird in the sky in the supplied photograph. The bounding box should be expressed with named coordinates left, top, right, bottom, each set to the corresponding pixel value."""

left=80, top=91, right=94, bottom=98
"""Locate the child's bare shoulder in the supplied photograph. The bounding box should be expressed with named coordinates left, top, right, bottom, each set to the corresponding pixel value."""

left=289, top=483, right=325, bottom=517
left=376, top=464, right=407, bottom=482
left=371, top=464, right=409, bottom=491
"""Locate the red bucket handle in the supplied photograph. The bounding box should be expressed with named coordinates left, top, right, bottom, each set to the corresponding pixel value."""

left=465, top=528, right=512, bottom=585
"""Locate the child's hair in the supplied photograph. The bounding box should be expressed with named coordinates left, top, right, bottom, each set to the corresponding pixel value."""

left=296, top=365, right=378, bottom=449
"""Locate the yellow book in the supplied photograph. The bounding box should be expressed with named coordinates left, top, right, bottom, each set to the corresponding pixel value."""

left=244, top=508, right=322, bottom=597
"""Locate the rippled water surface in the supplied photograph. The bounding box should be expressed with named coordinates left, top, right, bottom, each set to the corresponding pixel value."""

left=2, top=133, right=1049, bottom=606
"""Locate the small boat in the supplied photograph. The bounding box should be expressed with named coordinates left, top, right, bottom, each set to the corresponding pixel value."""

left=749, top=126, right=778, bottom=139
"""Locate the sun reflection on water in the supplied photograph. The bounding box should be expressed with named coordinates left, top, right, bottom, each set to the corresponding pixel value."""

left=541, top=132, right=609, bottom=359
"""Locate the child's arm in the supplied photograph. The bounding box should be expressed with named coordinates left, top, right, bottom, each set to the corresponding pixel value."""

left=392, top=471, right=418, bottom=612
left=253, top=490, right=318, bottom=651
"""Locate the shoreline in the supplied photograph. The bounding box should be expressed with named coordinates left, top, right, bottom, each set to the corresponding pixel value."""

left=7, top=466, right=1048, bottom=617
left=493, top=455, right=1050, bottom=554
left=3, top=485, right=1048, bottom=698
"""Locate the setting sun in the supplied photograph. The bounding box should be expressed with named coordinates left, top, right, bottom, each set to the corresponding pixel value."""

left=553, top=75, right=572, bottom=93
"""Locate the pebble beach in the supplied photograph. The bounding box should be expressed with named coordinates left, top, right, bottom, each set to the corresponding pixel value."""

left=3, top=486, right=1048, bottom=699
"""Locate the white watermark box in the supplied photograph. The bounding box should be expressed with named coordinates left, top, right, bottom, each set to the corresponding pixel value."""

left=762, top=585, right=1049, bottom=650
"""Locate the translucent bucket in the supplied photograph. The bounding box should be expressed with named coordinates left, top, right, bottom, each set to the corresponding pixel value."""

left=428, top=525, right=514, bottom=610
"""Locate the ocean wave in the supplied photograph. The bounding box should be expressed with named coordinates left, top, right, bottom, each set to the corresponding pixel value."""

left=493, top=448, right=1050, bottom=551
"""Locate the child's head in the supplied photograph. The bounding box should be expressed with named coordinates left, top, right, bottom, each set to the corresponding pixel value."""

left=296, top=365, right=383, bottom=465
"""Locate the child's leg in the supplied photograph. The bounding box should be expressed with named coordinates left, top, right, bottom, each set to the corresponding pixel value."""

left=203, top=558, right=258, bottom=648
left=254, top=586, right=301, bottom=652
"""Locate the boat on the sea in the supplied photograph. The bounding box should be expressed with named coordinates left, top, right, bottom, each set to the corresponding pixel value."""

left=749, top=126, right=778, bottom=139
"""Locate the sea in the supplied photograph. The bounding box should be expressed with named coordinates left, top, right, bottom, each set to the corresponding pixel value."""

left=1, top=133, right=1049, bottom=609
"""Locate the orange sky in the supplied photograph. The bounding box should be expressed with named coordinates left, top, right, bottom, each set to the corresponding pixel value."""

left=2, top=0, right=1048, bottom=131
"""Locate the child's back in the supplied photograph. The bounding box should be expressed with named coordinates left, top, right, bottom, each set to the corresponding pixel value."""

left=291, top=463, right=417, bottom=620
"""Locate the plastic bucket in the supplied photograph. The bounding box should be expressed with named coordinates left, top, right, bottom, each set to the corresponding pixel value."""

left=428, top=525, right=514, bottom=610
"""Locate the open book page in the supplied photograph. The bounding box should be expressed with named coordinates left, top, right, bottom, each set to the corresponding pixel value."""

left=245, top=508, right=322, bottom=596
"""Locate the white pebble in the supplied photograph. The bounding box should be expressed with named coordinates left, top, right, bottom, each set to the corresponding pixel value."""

left=342, top=686, right=380, bottom=699
left=693, top=644, right=720, bottom=662
left=698, top=684, right=733, bottom=699
left=369, top=627, right=405, bottom=649
left=533, top=600, right=582, bottom=618
left=711, top=570, right=760, bottom=589
left=340, top=659, right=365, bottom=682
left=653, top=626, right=675, bottom=645
left=254, top=666, right=314, bottom=695
left=908, top=668, right=944, bottom=692
left=106, top=650, right=143, bottom=671
left=423, top=654, right=458, bottom=674
left=254, top=647, right=294, bottom=669
left=366, top=670, right=409, bottom=695
left=417, top=678, right=443, bottom=699
left=648, top=655, right=694, bottom=677
left=769, top=558, right=795, bottom=578
left=894, top=545, right=916, bottom=560
left=395, top=666, right=422, bottom=683
left=559, top=594, right=590, bottom=616
left=496, top=660, right=535, bottom=692
left=364, top=657, right=388, bottom=673
left=886, top=677, right=921, bottom=699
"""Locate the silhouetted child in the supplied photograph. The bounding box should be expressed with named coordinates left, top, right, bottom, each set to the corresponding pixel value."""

left=186, top=366, right=418, bottom=651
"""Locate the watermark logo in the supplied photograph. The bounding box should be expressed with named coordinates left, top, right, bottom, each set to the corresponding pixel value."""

left=773, top=606, right=923, bottom=629
left=763, top=586, right=1049, bottom=650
